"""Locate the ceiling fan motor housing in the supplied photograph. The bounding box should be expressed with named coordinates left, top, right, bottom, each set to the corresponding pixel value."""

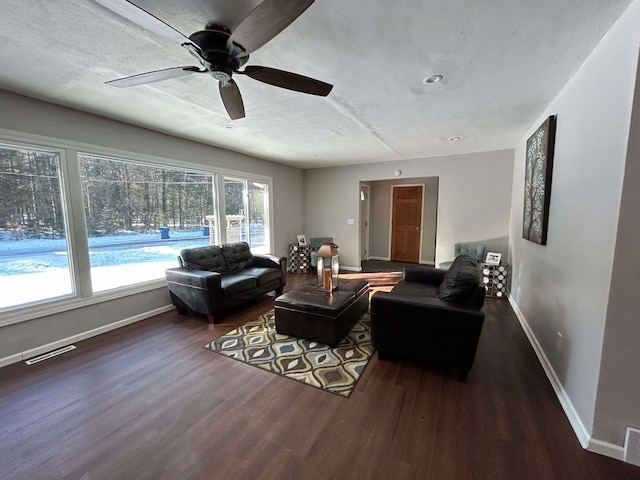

left=189, top=25, right=247, bottom=78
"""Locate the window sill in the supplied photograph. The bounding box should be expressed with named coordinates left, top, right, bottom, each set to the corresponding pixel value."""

left=0, top=279, right=168, bottom=328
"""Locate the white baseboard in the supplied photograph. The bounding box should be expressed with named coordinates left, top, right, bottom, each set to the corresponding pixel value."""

left=368, top=256, right=391, bottom=261
left=508, top=295, right=591, bottom=448
left=341, top=266, right=362, bottom=272
left=0, top=353, right=24, bottom=369
left=0, top=305, right=174, bottom=368
left=588, top=438, right=625, bottom=461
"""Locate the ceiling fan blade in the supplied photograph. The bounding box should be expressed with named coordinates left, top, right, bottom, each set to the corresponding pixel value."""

left=219, top=80, right=245, bottom=120
left=227, top=0, right=314, bottom=54
left=241, top=66, right=332, bottom=96
left=106, top=66, right=203, bottom=87
left=93, top=0, right=191, bottom=46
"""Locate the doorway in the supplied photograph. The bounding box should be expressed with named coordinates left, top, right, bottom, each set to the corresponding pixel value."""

left=390, top=185, right=423, bottom=263
left=360, top=184, right=370, bottom=261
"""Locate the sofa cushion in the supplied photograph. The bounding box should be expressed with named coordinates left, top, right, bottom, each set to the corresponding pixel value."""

left=180, top=246, right=229, bottom=273
left=436, top=255, right=480, bottom=302
left=237, top=267, right=282, bottom=286
left=221, top=242, right=254, bottom=273
left=220, top=275, right=256, bottom=298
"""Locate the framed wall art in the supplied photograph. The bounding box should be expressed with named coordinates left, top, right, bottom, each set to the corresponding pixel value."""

left=523, top=115, right=557, bottom=245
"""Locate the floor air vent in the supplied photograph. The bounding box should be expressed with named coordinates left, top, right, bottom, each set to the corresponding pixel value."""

left=25, top=345, right=76, bottom=365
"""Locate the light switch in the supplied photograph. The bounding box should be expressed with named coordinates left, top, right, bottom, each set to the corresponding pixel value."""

left=347, top=218, right=355, bottom=225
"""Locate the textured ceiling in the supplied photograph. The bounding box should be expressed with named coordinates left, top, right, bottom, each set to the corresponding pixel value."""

left=0, top=0, right=633, bottom=168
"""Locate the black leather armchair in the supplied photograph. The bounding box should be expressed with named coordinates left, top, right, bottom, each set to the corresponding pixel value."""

left=370, top=255, right=485, bottom=380
left=165, top=242, right=286, bottom=324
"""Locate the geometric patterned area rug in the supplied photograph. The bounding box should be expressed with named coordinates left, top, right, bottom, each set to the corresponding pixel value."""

left=204, top=310, right=375, bottom=397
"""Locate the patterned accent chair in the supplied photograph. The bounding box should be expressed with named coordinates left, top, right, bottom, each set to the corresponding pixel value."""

left=438, top=243, right=486, bottom=269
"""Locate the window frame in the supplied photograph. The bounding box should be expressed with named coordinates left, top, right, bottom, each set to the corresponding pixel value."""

left=0, top=140, right=78, bottom=307
left=0, top=128, right=274, bottom=327
left=77, top=152, right=220, bottom=294
left=222, top=176, right=271, bottom=251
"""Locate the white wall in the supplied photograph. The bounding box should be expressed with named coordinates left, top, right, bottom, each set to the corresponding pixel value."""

left=304, top=149, right=513, bottom=269
left=594, top=45, right=640, bottom=446
left=0, top=90, right=304, bottom=361
left=508, top=0, right=640, bottom=446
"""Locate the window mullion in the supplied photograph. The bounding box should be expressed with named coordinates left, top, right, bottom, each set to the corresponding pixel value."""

left=61, top=148, right=93, bottom=297
left=216, top=174, right=227, bottom=244
left=244, top=180, right=250, bottom=246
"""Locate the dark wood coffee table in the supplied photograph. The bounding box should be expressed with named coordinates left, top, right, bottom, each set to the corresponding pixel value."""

left=274, top=279, right=370, bottom=347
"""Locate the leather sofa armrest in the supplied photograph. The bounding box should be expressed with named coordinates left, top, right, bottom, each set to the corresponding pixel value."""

left=251, top=254, right=287, bottom=287
left=371, top=292, right=484, bottom=332
left=251, top=254, right=284, bottom=269
left=165, top=267, right=222, bottom=291
left=402, top=267, right=446, bottom=285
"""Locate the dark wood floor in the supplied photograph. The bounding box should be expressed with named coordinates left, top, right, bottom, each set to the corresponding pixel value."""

left=1, top=273, right=639, bottom=480
left=361, top=259, right=425, bottom=273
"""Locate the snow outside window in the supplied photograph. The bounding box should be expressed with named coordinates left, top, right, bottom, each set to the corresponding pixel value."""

left=0, top=145, right=73, bottom=310
left=79, top=155, right=215, bottom=292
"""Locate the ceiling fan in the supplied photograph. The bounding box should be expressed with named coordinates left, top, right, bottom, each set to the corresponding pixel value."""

left=94, top=0, right=333, bottom=120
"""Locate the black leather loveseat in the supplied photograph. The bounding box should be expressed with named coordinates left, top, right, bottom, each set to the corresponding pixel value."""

left=165, top=242, right=286, bottom=324
left=370, top=255, right=486, bottom=380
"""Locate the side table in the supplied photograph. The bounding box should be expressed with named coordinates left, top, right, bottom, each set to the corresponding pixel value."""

left=288, top=243, right=311, bottom=273
left=481, top=262, right=509, bottom=298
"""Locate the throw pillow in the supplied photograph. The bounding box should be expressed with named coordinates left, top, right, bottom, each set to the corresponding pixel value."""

left=180, top=246, right=229, bottom=273
left=436, top=255, right=479, bottom=302
left=221, top=242, right=254, bottom=273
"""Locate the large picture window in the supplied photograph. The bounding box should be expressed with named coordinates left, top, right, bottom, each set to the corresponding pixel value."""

left=1, top=134, right=273, bottom=319
left=0, top=145, right=73, bottom=310
left=79, top=155, right=215, bottom=292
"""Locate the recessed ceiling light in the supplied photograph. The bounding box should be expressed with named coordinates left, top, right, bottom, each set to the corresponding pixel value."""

left=423, top=74, right=444, bottom=85
left=313, top=154, right=322, bottom=157
left=449, top=136, right=462, bottom=142
left=223, top=124, right=235, bottom=129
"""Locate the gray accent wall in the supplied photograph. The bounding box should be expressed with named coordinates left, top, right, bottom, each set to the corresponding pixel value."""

left=0, top=90, right=303, bottom=361
left=368, top=177, right=438, bottom=263
left=508, top=0, right=640, bottom=447
left=0, top=289, right=171, bottom=358
left=303, top=150, right=514, bottom=269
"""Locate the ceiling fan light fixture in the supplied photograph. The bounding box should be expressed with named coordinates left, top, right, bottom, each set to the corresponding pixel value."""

left=423, top=74, right=444, bottom=85
left=210, top=67, right=232, bottom=82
